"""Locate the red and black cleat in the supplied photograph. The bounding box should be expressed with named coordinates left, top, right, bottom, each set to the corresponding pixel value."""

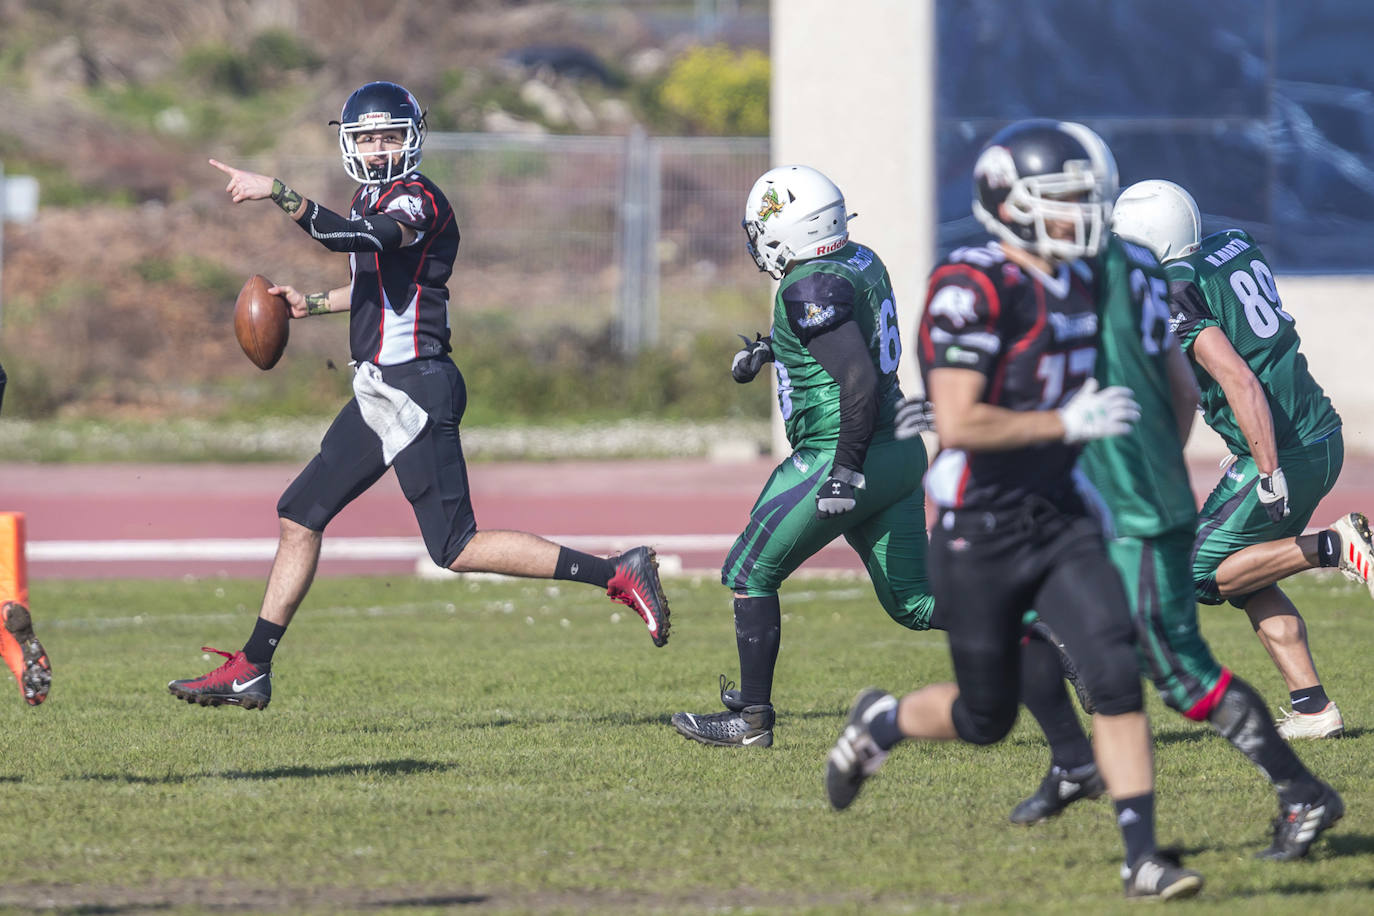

left=168, top=647, right=272, bottom=710
left=1, top=601, right=51, bottom=706
left=607, top=546, right=671, bottom=647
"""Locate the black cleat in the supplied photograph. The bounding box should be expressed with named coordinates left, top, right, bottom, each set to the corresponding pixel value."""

left=825, top=688, right=897, bottom=811
left=2, top=601, right=51, bottom=706
left=671, top=704, right=774, bottom=748
left=168, top=647, right=272, bottom=710
left=607, top=546, right=671, bottom=647
left=1122, top=848, right=1203, bottom=900
left=1009, top=763, right=1106, bottom=825
left=1257, top=782, right=1344, bottom=861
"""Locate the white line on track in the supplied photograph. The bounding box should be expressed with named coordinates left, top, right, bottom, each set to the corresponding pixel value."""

left=28, top=534, right=740, bottom=563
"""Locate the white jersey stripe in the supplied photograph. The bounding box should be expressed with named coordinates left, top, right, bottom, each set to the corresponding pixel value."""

left=377, top=287, right=421, bottom=365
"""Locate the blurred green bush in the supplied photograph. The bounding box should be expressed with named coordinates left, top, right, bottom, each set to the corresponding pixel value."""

left=657, top=45, right=769, bottom=136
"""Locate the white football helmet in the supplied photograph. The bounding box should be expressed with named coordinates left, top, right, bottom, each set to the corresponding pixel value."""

left=1111, top=180, right=1202, bottom=263
left=743, top=166, right=850, bottom=279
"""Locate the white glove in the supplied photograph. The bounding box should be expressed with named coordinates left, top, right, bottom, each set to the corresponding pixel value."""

left=1058, top=379, right=1140, bottom=444
left=894, top=397, right=936, bottom=440
left=1257, top=467, right=1290, bottom=522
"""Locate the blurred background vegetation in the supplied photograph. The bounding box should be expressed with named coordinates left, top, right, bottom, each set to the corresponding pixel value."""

left=0, top=0, right=774, bottom=460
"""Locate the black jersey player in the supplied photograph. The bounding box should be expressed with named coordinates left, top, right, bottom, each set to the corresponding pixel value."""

left=170, top=82, right=672, bottom=711
left=825, top=120, right=1202, bottom=901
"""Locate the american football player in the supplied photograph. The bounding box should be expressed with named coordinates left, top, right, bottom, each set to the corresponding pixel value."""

left=1114, top=179, right=1374, bottom=740
left=171, top=81, right=674, bottom=711
left=0, top=364, right=51, bottom=706
left=671, top=165, right=935, bottom=748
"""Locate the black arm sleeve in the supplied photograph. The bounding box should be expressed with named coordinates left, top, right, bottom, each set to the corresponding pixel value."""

left=296, top=200, right=405, bottom=252
left=807, top=321, right=878, bottom=474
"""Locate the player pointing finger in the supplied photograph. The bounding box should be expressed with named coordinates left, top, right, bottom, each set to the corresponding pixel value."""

left=208, top=158, right=275, bottom=203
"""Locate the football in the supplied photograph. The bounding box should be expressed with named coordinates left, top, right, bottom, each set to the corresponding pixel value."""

left=233, top=274, right=290, bottom=370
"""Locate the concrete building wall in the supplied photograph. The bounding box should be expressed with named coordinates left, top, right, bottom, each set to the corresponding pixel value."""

left=770, top=0, right=934, bottom=399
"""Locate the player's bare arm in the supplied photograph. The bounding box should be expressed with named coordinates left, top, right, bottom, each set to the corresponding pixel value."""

left=927, top=367, right=1070, bottom=450
left=1163, top=333, right=1200, bottom=445
left=1191, top=326, right=1278, bottom=473
left=267, top=284, right=352, bottom=319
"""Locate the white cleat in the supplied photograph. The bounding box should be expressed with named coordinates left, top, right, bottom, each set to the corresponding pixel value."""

left=1331, top=512, right=1374, bottom=599
left=1275, top=702, right=1344, bottom=740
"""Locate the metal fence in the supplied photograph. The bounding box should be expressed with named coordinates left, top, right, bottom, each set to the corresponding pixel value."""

left=263, top=133, right=770, bottom=352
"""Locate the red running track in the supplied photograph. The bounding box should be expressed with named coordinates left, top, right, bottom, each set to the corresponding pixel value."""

left=3, top=456, right=1373, bottom=581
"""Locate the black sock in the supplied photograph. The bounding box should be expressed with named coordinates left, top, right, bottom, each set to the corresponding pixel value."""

left=1020, top=633, right=1095, bottom=771
left=1208, top=677, right=1321, bottom=805
left=1115, top=793, right=1157, bottom=869
left=1316, top=529, right=1340, bottom=567
left=869, top=704, right=905, bottom=750
left=734, top=595, right=781, bottom=706
left=554, top=547, right=615, bottom=588
left=242, top=618, right=287, bottom=665
left=1290, top=684, right=1330, bottom=715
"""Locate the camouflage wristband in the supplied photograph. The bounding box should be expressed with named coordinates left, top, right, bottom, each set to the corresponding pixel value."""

left=305, top=292, right=330, bottom=316
left=270, top=178, right=304, bottom=216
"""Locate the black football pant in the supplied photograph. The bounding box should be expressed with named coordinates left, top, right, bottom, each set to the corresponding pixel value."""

left=928, top=497, right=1144, bottom=746
left=277, top=357, right=478, bottom=568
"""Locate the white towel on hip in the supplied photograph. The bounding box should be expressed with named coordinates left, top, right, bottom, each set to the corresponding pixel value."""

left=352, top=361, right=429, bottom=465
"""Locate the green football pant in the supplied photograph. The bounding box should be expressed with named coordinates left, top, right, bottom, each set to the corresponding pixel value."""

left=1192, top=430, right=1343, bottom=606
left=1112, top=526, right=1228, bottom=719
left=720, top=436, right=934, bottom=630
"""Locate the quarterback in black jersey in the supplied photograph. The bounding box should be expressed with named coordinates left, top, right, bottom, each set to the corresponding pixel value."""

left=825, top=121, right=1201, bottom=900
left=170, top=82, right=674, bottom=711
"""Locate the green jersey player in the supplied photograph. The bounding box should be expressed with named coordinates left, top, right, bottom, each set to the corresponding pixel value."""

left=1015, top=230, right=1344, bottom=861
left=1112, top=179, right=1374, bottom=741
left=671, top=165, right=933, bottom=748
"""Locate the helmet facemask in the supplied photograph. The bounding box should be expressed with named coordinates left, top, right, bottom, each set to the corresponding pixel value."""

left=338, top=113, right=426, bottom=185
left=1003, top=162, right=1107, bottom=261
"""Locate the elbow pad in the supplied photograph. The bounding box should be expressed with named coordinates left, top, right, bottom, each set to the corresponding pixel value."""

left=298, top=201, right=405, bottom=252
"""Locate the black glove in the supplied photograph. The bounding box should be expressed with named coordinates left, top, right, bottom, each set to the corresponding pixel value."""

left=816, top=465, right=866, bottom=519
left=731, top=333, right=773, bottom=383
left=894, top=397, right=935, bottom=440
left=1258, top=468, right=1290, bottom=523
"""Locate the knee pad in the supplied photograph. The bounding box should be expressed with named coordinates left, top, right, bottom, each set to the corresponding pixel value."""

left=951, top=695, right=1017, bottom=746
left=1080, top=654, right=1144, bottom=717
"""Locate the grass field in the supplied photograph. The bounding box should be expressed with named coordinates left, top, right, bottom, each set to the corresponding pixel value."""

left=2, top=571, right=1372, bottom=914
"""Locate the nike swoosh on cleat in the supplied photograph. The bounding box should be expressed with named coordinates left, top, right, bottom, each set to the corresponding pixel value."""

left=630, top=590, right=659, bottom=634
left=231, top=674, right=268, bottom=692
left=742, top=733, right=769, bottom=746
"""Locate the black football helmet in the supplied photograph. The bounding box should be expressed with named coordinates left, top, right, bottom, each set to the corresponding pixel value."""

left=336, top=81, right=427, bottom=184
left=971, top=119, right=1117, bottom=260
